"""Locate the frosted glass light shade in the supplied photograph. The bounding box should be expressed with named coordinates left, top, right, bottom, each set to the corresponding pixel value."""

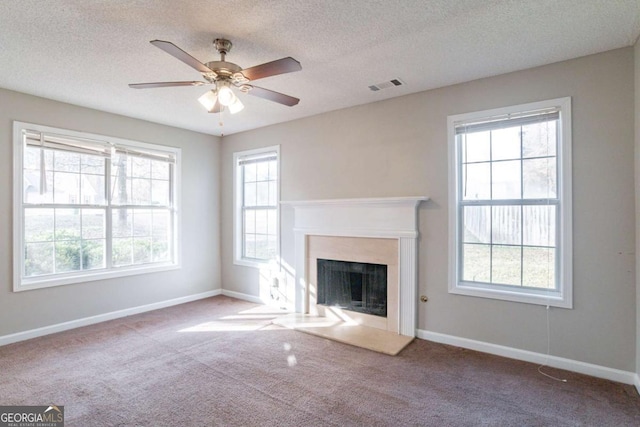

left=217, top=86, right=234, bottom=106
left=228, top=97, right=244, bottom=114
left=198, top=90, right=218, bottom=112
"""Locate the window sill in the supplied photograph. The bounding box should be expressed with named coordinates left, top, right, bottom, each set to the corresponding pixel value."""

left=15, top=263, right=180, bottom=292
left=449, top=282, right=572, bottom=309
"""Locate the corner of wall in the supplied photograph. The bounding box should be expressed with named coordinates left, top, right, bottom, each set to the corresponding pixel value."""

left=634, top=37, right=640, bottom=378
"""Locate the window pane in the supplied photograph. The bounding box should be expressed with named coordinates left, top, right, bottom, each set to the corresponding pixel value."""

left=492, top=206, right=521, bottom=245
left=151, top=160, right=169, bottom=180
left=462, top=162, right=490, bottom=200
left=111, top=156, right=130, bottom=204
left=82, top=209, right=105, bottom=239
left=53, top=151, right=80, bottom=172
left=463, top=206, right=490, bottom=243
left=55, top=240, right=81, bottom=272
left=133, top=210, right=152, bottom=237
left=256, top=161, right=269, bottom=181
left=131, top=157, right=151, bottom=178
left=55, top=209, right=81, bottom=240
left=523, top=158, right=556, bottom=199
left=491, top=245, right=521, bottom=286
left=131, top=178, right=151, bottom=204
left=133, top=238, right=152, bottom=263
left=523, top=247, right=555, bottom=289
left=112, top=238, right=133, bottom=266
left=25, top=208, right=54, bottom=242
left=255, top=209, right=268, bottom=234
left=492, top=160, right=521, bottom=199
left=151, top=180, right=170, bottom=206
left=255, top=234, right=269, bottom=259
left=112, top=209, right=132, bottom=238
left=268, top=160, right=278, bottom=181
left=267, top=235, right=277, bottom=259
left=81, top=174, right=105, bottom=205
left=522, top=121, right=556, bottom=158
left=24, top=169, right=53, bottom=204
left=54, top=172, right=80, bottom=204
left=461, top=131, right=490, bottom=163
left=462, top=244, right=490, bottom=283
left=491, top=127, right=520, bottom=161
left=244, top=163, right=257, bottom=182
left=244, top=210, right=256, bottom=234
left=24, top=146, right=41, bottom=170
left=25, top=242, right=54, bottom=276
left=256, top=181, right=269, bottom=206
left=267, top=209, right=277, bottom=236
left=81, top=154, right=104, bottom=175
left=523, top=206, right=556, bottom=247
left=24, top=169, right=54, bottom=204
left=152, top=211, right=170, bottom=239
left=268, top=181, right=278, bottom=206
left=244, top=234, right=256, bottom=258
left=40, top=172, right=54, bottom=204
left=82, top=239, right=105, bottom=270
left=244, top=183, right=257, bottom=207
left=152, top=238, right=169, bottom=262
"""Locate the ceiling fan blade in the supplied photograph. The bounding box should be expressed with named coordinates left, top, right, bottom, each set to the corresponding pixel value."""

left=246, top=85, right=300, bottom=106
left=150, top=40, right=216, bottom=75
left=129, top=81, right=206, bottom=89
left=240, top=57, right=301, bottom=81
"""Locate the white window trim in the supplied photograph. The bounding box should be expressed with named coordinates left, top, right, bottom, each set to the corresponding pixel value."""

left=13, top=121, right=182, bottom=292
left=447, top=97, right=573, bottom=308
left=233, top=145, right=280, bottom=268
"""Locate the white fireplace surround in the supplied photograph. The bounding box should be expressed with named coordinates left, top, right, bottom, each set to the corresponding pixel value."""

left=282, top=196, right=428, bottom=337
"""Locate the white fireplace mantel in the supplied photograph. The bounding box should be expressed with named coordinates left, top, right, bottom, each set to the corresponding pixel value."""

left=281, top=196, right=428, bottom=337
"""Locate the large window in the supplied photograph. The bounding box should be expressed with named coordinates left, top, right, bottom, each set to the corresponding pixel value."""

left=448, top=98, right=572, bottom=308
left=13, top=122, right=180, bottom=291
left=233, top=146, right=279, bottom=267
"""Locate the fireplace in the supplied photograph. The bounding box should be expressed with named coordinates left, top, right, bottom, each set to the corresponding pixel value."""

left=317, top=259, right=388, bottom=317
left=282, top=196, right=427, bottom=338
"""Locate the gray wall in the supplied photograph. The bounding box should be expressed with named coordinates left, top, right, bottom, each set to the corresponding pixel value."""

left=221, top=47, right=636, bottom=372
left=0, top=88, right=221, bottom=336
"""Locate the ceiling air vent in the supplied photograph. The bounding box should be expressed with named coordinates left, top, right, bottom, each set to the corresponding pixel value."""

left=368, top=78, right=404, bottom=92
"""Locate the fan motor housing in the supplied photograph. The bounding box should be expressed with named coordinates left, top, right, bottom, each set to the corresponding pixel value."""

left=204, top=61, right=242, bottom=77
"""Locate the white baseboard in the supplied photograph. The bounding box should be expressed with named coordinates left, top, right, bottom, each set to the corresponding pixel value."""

left=0, top=289, right=222, bottom=347
left=417, top=329, right=636, bottom=386
left=221, top=289, right=269, bottom=305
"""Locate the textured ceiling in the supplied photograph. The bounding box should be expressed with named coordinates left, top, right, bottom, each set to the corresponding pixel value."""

left=1, top=0, right=639, bottom=136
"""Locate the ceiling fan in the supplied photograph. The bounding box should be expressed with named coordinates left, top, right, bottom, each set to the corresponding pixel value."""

left=129, top=38, right=301, bottom=115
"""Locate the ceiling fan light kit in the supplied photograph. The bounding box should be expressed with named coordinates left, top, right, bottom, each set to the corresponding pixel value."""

left=129, top=37, right=301, bottom=121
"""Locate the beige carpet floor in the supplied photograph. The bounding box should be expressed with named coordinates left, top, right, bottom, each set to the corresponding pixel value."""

left=0, top=295, right=639, bottom=426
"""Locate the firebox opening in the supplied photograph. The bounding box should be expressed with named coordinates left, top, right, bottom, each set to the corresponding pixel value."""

left=317, top=259, right=387, bottom=317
